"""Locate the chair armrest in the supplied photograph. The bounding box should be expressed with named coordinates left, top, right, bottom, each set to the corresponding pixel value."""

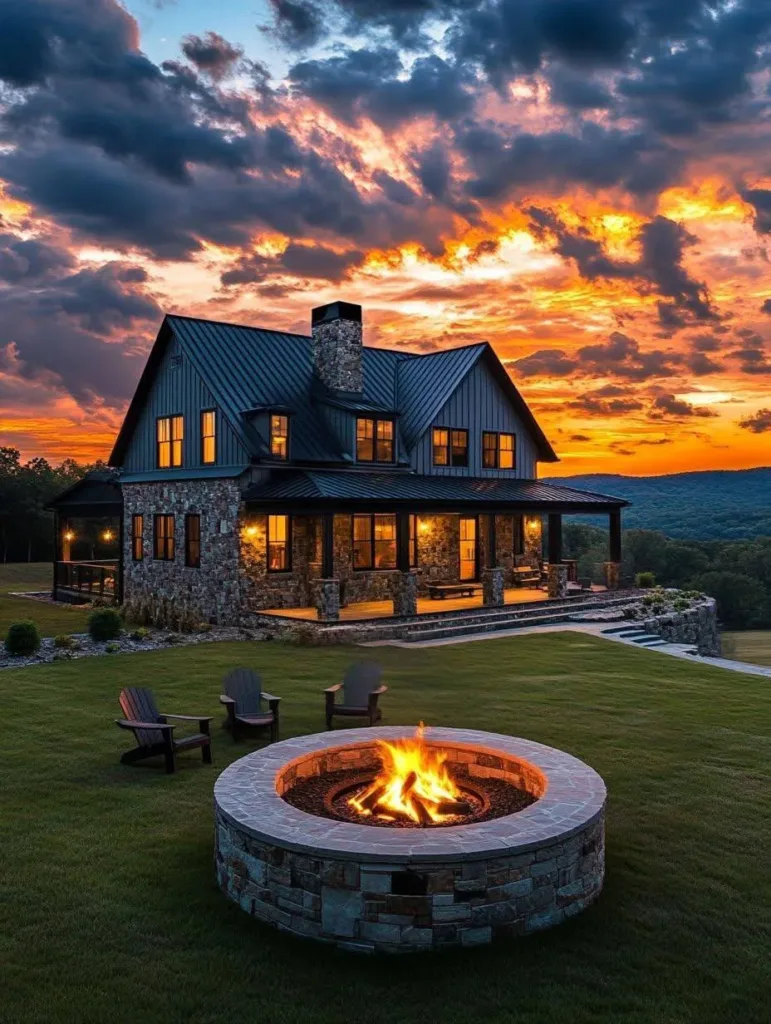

left=324, top=683, right=343, bottom=694
left=160, top=713, right=214, bottom=723
left=370, top=685, right=388, bottom=695
left=219, top=695, right=235, bottom=706
left=260, top=692, right=281, bottom=703
left=116, top=719, right=174, bottom=731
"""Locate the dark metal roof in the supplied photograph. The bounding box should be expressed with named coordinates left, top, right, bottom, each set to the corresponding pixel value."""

left=110, top=313, right=557, bottom=466
left=47, top=471, right=123, bottom=514
left=243, top=470, right=628, bottom=512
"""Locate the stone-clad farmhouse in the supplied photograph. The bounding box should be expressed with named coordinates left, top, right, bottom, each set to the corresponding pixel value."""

left=50, top=301, right=628, bottom=625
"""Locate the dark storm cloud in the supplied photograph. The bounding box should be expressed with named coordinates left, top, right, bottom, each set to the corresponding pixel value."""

left=264, top=0, right=326, bottom=50
left=761, top=298, right=771, bottom=314
left=221, top=243, right=365, bottom=285
left=0, top=230, right=158, bottom=403
left=739, top=409, right=771, bottom=433
left=649, top=394, right=717, bottom=419
left=527, top=208, right=716, bottom=327
left=511, top=331, right=683, bottom=381
left=742, top=189, right=771, bottom=234
left=180, top=32, right=243, bottom=80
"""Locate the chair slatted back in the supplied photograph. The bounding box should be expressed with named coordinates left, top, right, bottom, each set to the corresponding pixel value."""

left=119, top=687, right=164, bottom=747
left=342, top=661, right=382, bottom=707
left=223, top=668, right=263, bottom=716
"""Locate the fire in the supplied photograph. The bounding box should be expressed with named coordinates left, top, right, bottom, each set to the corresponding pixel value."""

left=349, top=724, right=469, bottom=825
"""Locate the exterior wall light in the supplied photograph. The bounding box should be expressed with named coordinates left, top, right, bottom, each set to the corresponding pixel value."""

left=64, top=530, right=75, bottom=541
left=102, top=530, right=114, bottom=542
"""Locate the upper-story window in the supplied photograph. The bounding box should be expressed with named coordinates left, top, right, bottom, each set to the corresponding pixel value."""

left=157, top=415, right=183, bottom=469
left=201, top=410, right=216, bottom=464
left=356, top=418, right=394, bottom=463
left=482, top=432, right=515, bottom=470
left=270, top=415, right=289, bottom=459
left=432, top=428, right=468, bottom=467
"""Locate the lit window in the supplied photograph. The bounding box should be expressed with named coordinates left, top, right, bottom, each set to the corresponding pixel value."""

left=352, top=514, right=396, bottom=569
left=433, top=428, right=468, bottom=467
left=157, top=416, right=183, bottom=468
left=270, top=415, right=289, bottom=459
left=131, top=514, right=143, bottom=562
left=268, top=515, right=290, bottom=571
left=201, top=410, right=216, bottom=464
left=356, top=418, right=394, bottom=462
left=153, top=515, right=175, bottom=560
left=432, top=428, right=449, bottom=466
left=185, top=514, right=201, bottom=568
left=482, top=432, right=515, bottom=469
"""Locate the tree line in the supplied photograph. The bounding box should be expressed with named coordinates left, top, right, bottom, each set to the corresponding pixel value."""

left=564, top=522, right=771, bottom=630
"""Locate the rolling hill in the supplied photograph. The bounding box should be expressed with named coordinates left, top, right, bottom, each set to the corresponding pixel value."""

left=544, top=467, right=771, bottom=540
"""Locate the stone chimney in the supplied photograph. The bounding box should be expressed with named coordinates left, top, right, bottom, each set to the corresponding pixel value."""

left=311, top=300, right=363, bottom=393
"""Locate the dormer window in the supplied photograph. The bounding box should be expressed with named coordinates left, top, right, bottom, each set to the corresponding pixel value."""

left=356, top=417, right=394, bottom=462
left=482, top=432, right=515, bottom=470
left=157, top=415, right=183, bottom=468
left=270, top=414, right=289, bottom=459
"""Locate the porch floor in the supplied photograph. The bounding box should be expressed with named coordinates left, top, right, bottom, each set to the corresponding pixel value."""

left=261, top=584, right=606, bottom=622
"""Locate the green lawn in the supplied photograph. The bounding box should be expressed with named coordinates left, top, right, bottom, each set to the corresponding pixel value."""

left=722, top=630, right=771, bottom=667
left=2, top=635, right=769, bottom=1024
left=0, top=563, right=89, bottom=640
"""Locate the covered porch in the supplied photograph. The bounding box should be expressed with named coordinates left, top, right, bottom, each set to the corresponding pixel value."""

left=241, top=471, right=627, bottom=623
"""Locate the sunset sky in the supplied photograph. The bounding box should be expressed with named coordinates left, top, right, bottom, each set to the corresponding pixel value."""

left=1, top=0, right=771, bottom=475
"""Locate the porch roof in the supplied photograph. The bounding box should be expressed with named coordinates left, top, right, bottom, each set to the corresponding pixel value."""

left=46, top=471, right=123, bottom=518
left=243, top=470, right=629, bottom=513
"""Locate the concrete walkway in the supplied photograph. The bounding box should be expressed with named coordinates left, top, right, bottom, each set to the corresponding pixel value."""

left=365, top=621, right=771, bottom=679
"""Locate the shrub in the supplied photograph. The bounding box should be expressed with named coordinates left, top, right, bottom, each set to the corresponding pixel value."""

left=104, top=642, right=121, bottom=654
left=54, top=634, right=79, bottom=650
left=673, top=598, right=690, bottom=611
left=88, top=607, right=123, bottom=642
left=128, top=627, right=149, bottom=641
left=4, top=620, right=41, bottom=656
left=636, top=571, right=656, bottom=589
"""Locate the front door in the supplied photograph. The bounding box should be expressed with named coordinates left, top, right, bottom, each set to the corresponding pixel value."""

left=459, top=516, right=478, bottom=581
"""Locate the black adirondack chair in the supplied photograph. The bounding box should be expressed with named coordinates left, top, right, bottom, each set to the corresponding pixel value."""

left=115, top=687, right=213, bottom=774
left=324, top=660, right=387, bottom=730
left=220, top=668, right=280, bottom=742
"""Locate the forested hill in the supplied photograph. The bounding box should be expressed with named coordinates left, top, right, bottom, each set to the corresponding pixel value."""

left=543, top=468, right=771, bottom=540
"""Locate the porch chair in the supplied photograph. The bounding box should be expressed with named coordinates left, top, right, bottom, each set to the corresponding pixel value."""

left=115, top=687, right=213, bottom=774
left=325, top=660, right=388, bottom=730
left=220, top=668, right=281, bottom=743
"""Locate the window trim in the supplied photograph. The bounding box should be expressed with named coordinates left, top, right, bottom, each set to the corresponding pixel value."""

left=269, top=413, right=290, bottom=461
left=153, top=514, right=175, bottom=561
left=432, top=427, right=469, bottom=467
left=351, top=513, right=397, bottom=571
left=131, top=514, right=143, bottom=562
left=185, top=513, right=201, bottom=568
left=156, top=414, right=184, bottom=469
left=482, top=431, right=516, bottom=470
left=267, top=514, right=291, bottom=572
left=356, top=417, right=395, bottom=464
left=201, top=409, right=216, bottom=465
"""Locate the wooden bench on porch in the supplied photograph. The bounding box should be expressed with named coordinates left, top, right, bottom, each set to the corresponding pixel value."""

left=426, top=582, right=482, bottom=600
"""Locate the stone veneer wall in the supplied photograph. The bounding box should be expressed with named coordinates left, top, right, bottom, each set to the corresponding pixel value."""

left=311, top=316, right=363, bottom=392
left=122, top=479, right=243, bottom=625
left=415, top=514, right=460, bottom=596
left=239, top=513, right=321, bottom=612
left=640, top=597, right=721, bottom=656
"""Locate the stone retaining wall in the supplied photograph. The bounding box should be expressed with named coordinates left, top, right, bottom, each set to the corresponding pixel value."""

left=640, top=597, right=721, bottom=656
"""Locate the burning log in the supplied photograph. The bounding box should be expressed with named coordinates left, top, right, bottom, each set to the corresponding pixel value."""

left=400, top=771, right=418, bottom=800
left=435, top=798, right=472, bottom=816
left=358, top=783, right=387, bottom=813
left=411, top=795, right=433, bottom=826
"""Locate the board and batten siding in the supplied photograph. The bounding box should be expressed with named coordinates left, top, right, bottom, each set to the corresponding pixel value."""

left=122, top=337, right=248, bottom=473
left=411, top=360, right=539, bottom=479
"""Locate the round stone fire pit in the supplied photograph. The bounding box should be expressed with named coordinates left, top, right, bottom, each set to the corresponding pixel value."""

left=214, top=727, right=606, bottom=952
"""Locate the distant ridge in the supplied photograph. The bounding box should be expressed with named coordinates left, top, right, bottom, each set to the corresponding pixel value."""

left=542, top=467, right=771, bottom=540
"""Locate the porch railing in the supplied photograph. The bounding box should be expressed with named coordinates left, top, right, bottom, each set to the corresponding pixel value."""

left=55, top=560, right=119, bottom=598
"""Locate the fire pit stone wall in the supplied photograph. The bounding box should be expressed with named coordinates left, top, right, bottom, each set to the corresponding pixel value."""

left=214, top=727, right=606, bottom=953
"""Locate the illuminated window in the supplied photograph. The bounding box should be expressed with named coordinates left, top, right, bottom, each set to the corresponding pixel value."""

left=409, top=513, right=418, bottom=568
left=268, top=515, right=290, bottom=571
left=131, top=514, right=143, bottom=562
left=185, top=514, right=201, bottom=568
left=270, top=415, right=289, bottom=459
left=157, top=415, right=183, bottom=468
left=482, top=432, right=515, bottom=469
left=153, top=515, right=175, bottom=561
left=356, top=418, right=394, bottom=462
left=352, top=514, right=396, bottom=569
left=201, top=410, right=216, bottom=464
left=433, top=428, right=468, bottom=467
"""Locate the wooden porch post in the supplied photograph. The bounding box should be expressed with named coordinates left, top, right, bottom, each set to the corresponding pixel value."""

left=396, top=511, right=411, bottom=572
left=487, top=513, right=497, bottom=568
left=321, top=512, right=334, bottom=579
left=547, top=513, right=563, bottom=565
left=609, top=510, right=622, bottom=563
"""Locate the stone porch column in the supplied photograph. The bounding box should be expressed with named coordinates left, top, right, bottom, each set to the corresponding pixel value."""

left=482, top=567, right=504, bottom=607
left=392, top=570, right=418, bottom=617
left=314, top=578, right=340, bottom=621
left=547, top=564, right=568, bottom=599
left=604, top=562, right=621, bottom=591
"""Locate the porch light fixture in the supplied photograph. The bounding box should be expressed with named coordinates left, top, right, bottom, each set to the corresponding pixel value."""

left=244, top=525, right=258, bottom=538
left=102, top=530, right=114, bottom=542
left=418, top=519, right=431, bottom=535
left=64, top=530, right=75, bottom=541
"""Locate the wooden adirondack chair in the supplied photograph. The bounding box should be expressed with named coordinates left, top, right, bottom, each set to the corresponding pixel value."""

left=324, top=660, right=387, bottom=730
left=220, top=668, right=281, bottom=743
left=115, top=687, right=213, bottom=774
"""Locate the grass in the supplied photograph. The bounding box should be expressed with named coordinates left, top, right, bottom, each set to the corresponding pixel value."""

left=0, top=563, right=89, bottom=640
left=2, top=634, right=770, bottom=1024
left=722, top=630, right=771, bottom=667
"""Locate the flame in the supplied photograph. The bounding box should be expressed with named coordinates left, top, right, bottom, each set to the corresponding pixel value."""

left=349, top=724, right=466, bottom=824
